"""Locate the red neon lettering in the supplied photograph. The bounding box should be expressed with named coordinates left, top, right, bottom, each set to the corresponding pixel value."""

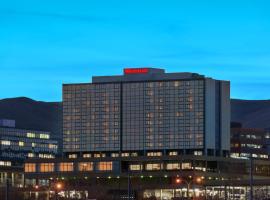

left=124, top=68, right=149, bottom=74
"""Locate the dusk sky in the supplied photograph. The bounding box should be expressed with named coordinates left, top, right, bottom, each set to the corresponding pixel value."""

left=1, top=0, right=270, bottom=101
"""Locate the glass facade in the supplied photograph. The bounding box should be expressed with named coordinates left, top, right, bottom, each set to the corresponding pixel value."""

left=122, top=80, right=204, bottom=150
left=63, top=84, right=121, bottom=152
left=0, top=127, right=58, bottom=165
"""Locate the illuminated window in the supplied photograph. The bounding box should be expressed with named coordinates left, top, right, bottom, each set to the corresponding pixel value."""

left=166, top=163, right=181, bottom=170
left=0, top=161, right=11, bottom=166
left=147, top=152, right=162, bottom=157
left=1, top=140, right=11, bottom=145
left=19, top=141, right=24, bottom=147
left=129, top=164, right=142, bottom=171
left=32, top=143, right=36, bottom=147
left=182, top=162, right=192, bottom=170
left=145, top=163, right=162, bottom=171
left=25, top=163, right=36, bottom=172
left=49, top=144, right=57, bottom=149
left=131, top=152, right=138, bottom=157
left=194, top=151, right=203, bottom=156
left=40, top=134, right=50, bottom=139
left=28, top=153, right=35, bottom=158
left=121, top=153, right=129, bottom=157
left=27, top=133, right=35, bottom=138
left=83, top=153, right=91, bottom=158
left=97, top=162, right=113, bottom=171
left=111, top=153, right=119, bottom=157
left=94, top=153, right=101, bottom=158
left=39, top=154, right=54, bottom=158
left=40, top=163, right=54, bottom=172
left=169, top=151, right=178, bottom=156
left=78, top=162, right=93, bottom=171
left=59, top=162, right=74, bottom=172
left=68, top=154, right=77, bottom=159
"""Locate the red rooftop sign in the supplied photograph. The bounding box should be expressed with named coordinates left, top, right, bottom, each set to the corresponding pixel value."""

left=124, top=68, right=149, bottom=74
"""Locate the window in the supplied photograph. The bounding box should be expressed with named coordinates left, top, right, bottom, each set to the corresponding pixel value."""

left=97, top=162, right=113, bottom=171
left=147, top=152, right=162, bottom=157
left=182, top=162, right=192, bottom=170
left=169, top=151, right=178, bottom=156
left=83, top=154, right=91, bottom=158
left=68, top=154, right=77, bottom=159
left=129, top=164, right=142, bottom=171
left=166, top=163, right=181, bottom=170
left=27, top=133, right=35, bottom=138
left=78, top=162, right=93, bottom=171
left=40, top=163, right=54, bottom=172
left=59, top=162, right=74, bottom=172
left=40, top=134, right=50, bottom=139
left=0, top=161, right=11, bottom=166
left=28, top=153, right=35, bottom=158
left=25, top=163, right=36, bottom=172
left=111, top=153, right=119, bottom=157
left=194, top=151, right=203, bottom=156
left=121, top=153, right=129, bottom=157
left=49, top=144, right=57, bottom=149
left=145, top=163, right=162, bottom=171
left=1, top=140, right=11, bottom=145
left=19, top=141, right=24, bottom=147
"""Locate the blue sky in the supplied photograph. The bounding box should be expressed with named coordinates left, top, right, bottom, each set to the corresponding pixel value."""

left=0, top=0, right=270, bottom=101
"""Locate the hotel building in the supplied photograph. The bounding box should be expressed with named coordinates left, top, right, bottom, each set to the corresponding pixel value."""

left=63, top=68, right=230, bottom=158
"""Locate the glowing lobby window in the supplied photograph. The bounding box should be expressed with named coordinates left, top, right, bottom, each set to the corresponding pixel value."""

left=59, top=162, right=74, bottom=172
left=40, top=163, right=54, bottom=172
left=1, top=140, right=11, bottom=145
left=166, top=163, right=181, bottom=170
left=145, top=163, right=162, bottom=171
left=97, top=162, right=113, bottom=171
left=111, top=153, right=119, bottom=157
left=78, top=162, right=93, bottom=171
left=83, top=153, right=91, bottom=158
left=68, top=154, right=77, bottom=159
left=129, top=164, right=142, bottom=171
left=25, top=163, right=36, bottom=172
left=147, top=152, right=162, bottom=157
left=27, top=132, right=35, bottom=138
left=182, top=162, right=192, bottom=170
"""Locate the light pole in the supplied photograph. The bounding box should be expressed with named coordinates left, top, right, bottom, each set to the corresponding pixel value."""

left=249, top=156, right=254, bottom=200
left=175, top=176, right=203, bottom=199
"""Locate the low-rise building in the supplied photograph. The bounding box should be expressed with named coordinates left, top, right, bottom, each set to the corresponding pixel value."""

left=231, top=127, right=269, bottom=159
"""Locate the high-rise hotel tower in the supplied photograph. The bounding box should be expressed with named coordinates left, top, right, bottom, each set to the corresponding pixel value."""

left=63, top=68, right=230, bottom=158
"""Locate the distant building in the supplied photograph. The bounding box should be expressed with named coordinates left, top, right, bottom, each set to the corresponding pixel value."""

left=0, top=119, right=58, bottom=188
left=0, top=123, right=58, bottom=167
left=231, top=127, right=269, bottom=159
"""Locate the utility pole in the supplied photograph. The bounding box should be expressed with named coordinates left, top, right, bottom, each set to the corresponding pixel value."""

left=249, top=156, right=253, bottom=200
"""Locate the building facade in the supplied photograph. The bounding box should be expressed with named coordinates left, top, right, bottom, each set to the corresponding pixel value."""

left=0, top=119, right=58, bottom=167
left=63, top=68, right=230, bottom=158
left=231, top=127, right=269, bottom=159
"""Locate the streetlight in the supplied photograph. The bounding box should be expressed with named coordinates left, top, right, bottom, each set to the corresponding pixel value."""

left=175, top=176, right=203, bottom=198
